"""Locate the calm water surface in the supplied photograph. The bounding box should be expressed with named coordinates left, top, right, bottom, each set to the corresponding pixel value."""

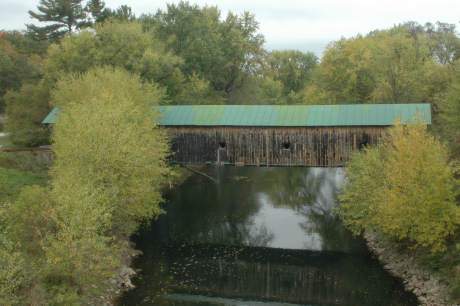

left=117, top=167, right=417, bottom=306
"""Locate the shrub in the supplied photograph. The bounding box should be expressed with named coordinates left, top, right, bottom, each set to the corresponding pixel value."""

left=339, top=120, right=460, bottom=253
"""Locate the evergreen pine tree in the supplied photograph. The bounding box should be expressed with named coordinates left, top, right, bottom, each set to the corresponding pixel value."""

left=27, top=0, right=88, bottom=41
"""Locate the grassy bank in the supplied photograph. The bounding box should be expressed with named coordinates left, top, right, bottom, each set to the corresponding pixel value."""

left=0, top=150, right=51, bottom=205
left=0, top=167, right=46, bottom=202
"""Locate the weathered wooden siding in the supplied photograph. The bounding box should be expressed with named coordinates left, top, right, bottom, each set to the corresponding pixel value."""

left=165, top=126, right=386, bottom=166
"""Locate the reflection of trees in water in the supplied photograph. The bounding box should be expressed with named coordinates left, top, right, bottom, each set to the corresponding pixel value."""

left=201, top=219, right=274, bottom=247
left=245, top=224, right=274, bottom=246
left=163, top=166, right=275, bottom=247
left=162, top=166, right=362, bottom=252
left=257, top=167, right=363, bottom=252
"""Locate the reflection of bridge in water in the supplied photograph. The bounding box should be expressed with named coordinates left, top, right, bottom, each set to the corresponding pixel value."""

left=163, top=244, right=413, bottom=305
left=43, top=104, right=430, bottom=167
left=119, top=167, right=418, bottom=305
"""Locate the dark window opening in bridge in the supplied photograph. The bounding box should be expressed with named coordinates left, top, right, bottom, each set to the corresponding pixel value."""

left=219, top=141, right=226, bottom=149
left=282, top=142, right=291, bottom=150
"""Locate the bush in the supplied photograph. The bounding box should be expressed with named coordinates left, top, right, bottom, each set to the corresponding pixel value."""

left=339, top=120, right=460, bottom=253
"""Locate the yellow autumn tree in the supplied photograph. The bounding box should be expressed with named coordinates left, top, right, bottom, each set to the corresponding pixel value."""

left=339, top=119, right=459, bottom=253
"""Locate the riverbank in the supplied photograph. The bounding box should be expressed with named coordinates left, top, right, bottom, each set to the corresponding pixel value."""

left=364, top=231, right=450, bottom=305
left=104, top=165, right=203, bottom=305
left=94, top=242, right=142, bottom=306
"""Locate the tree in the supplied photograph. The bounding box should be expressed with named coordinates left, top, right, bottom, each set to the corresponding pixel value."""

left=424, top=22, right=460, bottom=65
left=103, top=5, right=136, bottom=22
left=0, top=234, right=27, bottom=305
left=27, top=0, right=88, bottom=41
left=85, top=0, right=105, bottom=23
left=44, top=21, right=219, bottom=104
left=305, top=24, right=456, bottom=105
left=1, top=30, right=49, bottom=57
left=439, top=59, right=460, bottom=158
left=339, top=120, right=459, bottom=253
left=5, top=83, right=50, bottom=146
left=264, top=50, right=317, bottom=95
left=261, top=50, right=317, bottom=104
left=148, top=1, right=265, bottom=99
left=50, top=67, right=173, bottom=237
left=305, top=36, right=376, bottom=104
left=44, top=67, right=172, bottom=301
left=0, top=33, right=42, bottom=113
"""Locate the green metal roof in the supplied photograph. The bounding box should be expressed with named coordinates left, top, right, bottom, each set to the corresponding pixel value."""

left=42, top=107, right=59, bottom=125
left=42, top=104, right=431, bottom=126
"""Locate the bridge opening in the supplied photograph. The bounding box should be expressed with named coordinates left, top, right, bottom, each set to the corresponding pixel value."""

left=282, top=141, right=291, bottom=150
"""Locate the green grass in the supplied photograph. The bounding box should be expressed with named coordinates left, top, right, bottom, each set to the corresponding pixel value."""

left=0, top=167, right=47, bottom=203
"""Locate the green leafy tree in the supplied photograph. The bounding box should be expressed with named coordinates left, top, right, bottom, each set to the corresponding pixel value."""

left=27, top=0, right=88, bottom=41
left=424, top=22, right=460, bottom=65
left=439, top=59, right=460, bottom=158
left=5, top=83, right=50, bottom=146
left=0, top=34, right=42, bottom=113
left=41, top=67, right=172, bottom=302
left=339, top=120, right=459, bottom=253
left=0, top=182, right=51, bottom=304
left=370, top=29, right=429, bottom=103
left=259, top=50, right=317, bottom=104
left=305, top=36, right=376, bottom=104
left=0, top=234, right=27, bottom=305
left=148, top=1, right=265, bottom=99
left=51, top=67, right=172, bottom=237
left=264, top=50, right=317, bottom=95
left=1, top=30, right=49, bottom=57
left=44, top=21, right=218, bottom=104
left=306, top=24, right=456, bottom=105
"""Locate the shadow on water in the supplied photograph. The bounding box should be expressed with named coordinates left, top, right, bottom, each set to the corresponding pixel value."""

left=117, top=167, right=418, bottom=306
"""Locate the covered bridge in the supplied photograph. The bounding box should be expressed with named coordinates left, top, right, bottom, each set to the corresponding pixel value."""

left=43, top=104, right=431, bottom=167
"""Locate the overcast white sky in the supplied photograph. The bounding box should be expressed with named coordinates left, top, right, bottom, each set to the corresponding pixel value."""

left=1, top=0, right=459, bottom=57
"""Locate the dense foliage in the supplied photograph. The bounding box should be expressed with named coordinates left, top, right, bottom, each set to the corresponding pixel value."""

left=339, top=120, right=459, bottom=253
left=0, top=68, right=172, bottom=304
left=5, top=83, right=50, bottom=146
left=439, top=60, right=460, bottom=159
left=305, top=23, right=456, bottom=106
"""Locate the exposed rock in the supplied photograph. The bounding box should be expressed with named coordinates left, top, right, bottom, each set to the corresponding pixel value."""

left=364, top=231, right=451, bottom=306
left=94, top=242, right=143, bottom=306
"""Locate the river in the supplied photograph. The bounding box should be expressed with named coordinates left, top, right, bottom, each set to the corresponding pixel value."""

left=117, top=167, right=417, bottom=305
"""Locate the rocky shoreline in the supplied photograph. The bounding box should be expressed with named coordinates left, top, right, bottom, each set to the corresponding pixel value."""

left=364, top=231, right=450, bottom=305
left=98, top=166, right=199, bottom=305
left=96, top=242, right=142, bottom=306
